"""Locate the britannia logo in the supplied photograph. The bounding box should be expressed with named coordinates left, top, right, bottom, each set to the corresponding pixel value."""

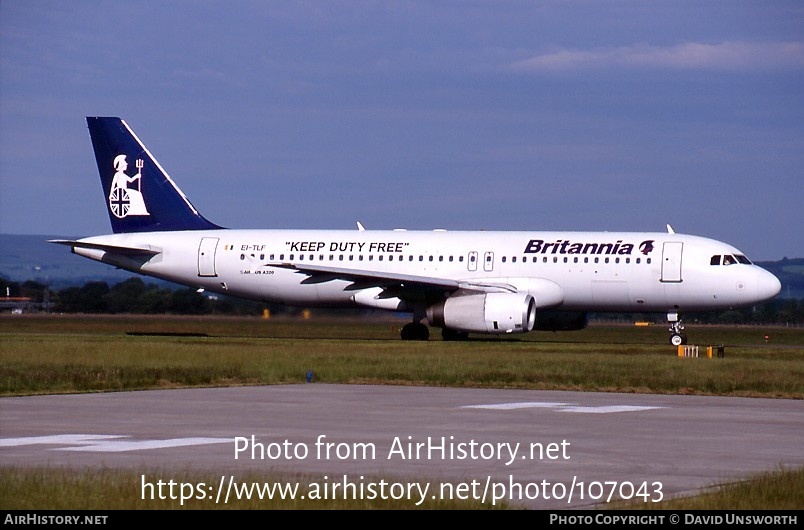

left=108, top=154, right=150, bottom=218
left=639, top=240, right=655, bottom=255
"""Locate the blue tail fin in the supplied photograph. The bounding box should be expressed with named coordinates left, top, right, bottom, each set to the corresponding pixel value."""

left=87, top=117, right=223, bottom=233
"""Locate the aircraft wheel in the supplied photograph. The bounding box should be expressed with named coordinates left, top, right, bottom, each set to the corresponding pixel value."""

left=670, top=334, right=687, bottom=346
left=401, top=322, right=430, bottom=341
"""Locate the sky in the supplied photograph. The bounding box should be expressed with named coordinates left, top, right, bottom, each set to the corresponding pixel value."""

left=1, top=0, right=802, bottom=261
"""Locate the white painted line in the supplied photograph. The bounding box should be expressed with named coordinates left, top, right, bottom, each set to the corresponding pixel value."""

left=559, top=405, right=664, bottom=414
left=0, top=434, right=231, bottom=452
left=58, top=437, right=231, bottom=452
left=462, top=402, right=569, bottom=410
left=0, top=434, right=126, bottom=447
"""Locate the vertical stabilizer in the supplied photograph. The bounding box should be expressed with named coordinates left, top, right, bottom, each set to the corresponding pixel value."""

left=87, top=117, right=222, bottom=233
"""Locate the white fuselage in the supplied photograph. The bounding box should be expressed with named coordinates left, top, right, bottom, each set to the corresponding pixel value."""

left=73, top=229, right=782, bottom=314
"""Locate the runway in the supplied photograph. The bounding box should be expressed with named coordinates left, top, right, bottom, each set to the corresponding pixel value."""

left=1, top=384, right=802, bottom=509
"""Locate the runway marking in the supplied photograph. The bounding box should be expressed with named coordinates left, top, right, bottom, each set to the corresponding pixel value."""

left=0, top=434, right=125, bottom=447
left=0, top=434, right=231, bottom=452
left=462, top=402, right=664, bottom=413
left=462, top=402, right=570, bottom=410
left=559, top=405, right=663, bottom=413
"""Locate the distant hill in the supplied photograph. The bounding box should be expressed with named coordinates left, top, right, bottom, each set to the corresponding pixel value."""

left=1, top=233, right=802, bottom=297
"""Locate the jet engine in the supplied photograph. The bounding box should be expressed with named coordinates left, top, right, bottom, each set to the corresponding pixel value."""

left=426, top=293, right=536, bottom=334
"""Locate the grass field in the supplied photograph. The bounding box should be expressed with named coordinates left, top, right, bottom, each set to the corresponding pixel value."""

left=1, top=313, right=802, bottom=510
left=1, top=313, right=802, bottom=398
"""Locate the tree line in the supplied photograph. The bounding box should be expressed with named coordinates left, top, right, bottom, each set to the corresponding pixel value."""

left=2, top=278, right=268, bottom=316
left=2, top=277, right=802, bottom=325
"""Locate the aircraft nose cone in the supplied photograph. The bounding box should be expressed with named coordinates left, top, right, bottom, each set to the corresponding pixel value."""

left=757, top=269, right=782, bottom=301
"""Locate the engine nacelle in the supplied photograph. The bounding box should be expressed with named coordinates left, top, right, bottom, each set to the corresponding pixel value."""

left=531, top=311, right=588, bottom=331
left=350, top=287, right=407, bottom=311
left=426, top=293, right=536, bottom=334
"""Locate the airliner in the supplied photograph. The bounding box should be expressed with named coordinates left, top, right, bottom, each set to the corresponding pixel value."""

left=52, top=117, right=782, bottom=344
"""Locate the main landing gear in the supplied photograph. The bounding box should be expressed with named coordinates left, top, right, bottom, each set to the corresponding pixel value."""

left=400, top=322, right=430, bottom=341
left=441, top=327, right=469, bottom=341
left=667, top=312, right=687, bottom=346
left=400, top=322, right=471, bottom=341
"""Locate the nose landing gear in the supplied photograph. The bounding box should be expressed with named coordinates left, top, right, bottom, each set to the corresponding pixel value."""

left=667, top=312, right=687, bottom=346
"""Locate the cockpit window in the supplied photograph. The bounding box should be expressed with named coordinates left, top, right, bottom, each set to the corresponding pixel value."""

left=711, top=254, right=752, bottom=266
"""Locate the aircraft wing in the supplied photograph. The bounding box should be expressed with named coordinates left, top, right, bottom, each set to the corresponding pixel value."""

left=268, top=262, right=518, bottom=295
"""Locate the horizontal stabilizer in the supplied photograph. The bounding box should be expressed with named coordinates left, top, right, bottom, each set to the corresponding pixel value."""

left=49, top=239, right=161, bottom=257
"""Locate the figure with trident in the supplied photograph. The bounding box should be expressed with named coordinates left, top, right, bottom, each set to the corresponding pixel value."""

left=108, top=154, right=150, bottom=217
